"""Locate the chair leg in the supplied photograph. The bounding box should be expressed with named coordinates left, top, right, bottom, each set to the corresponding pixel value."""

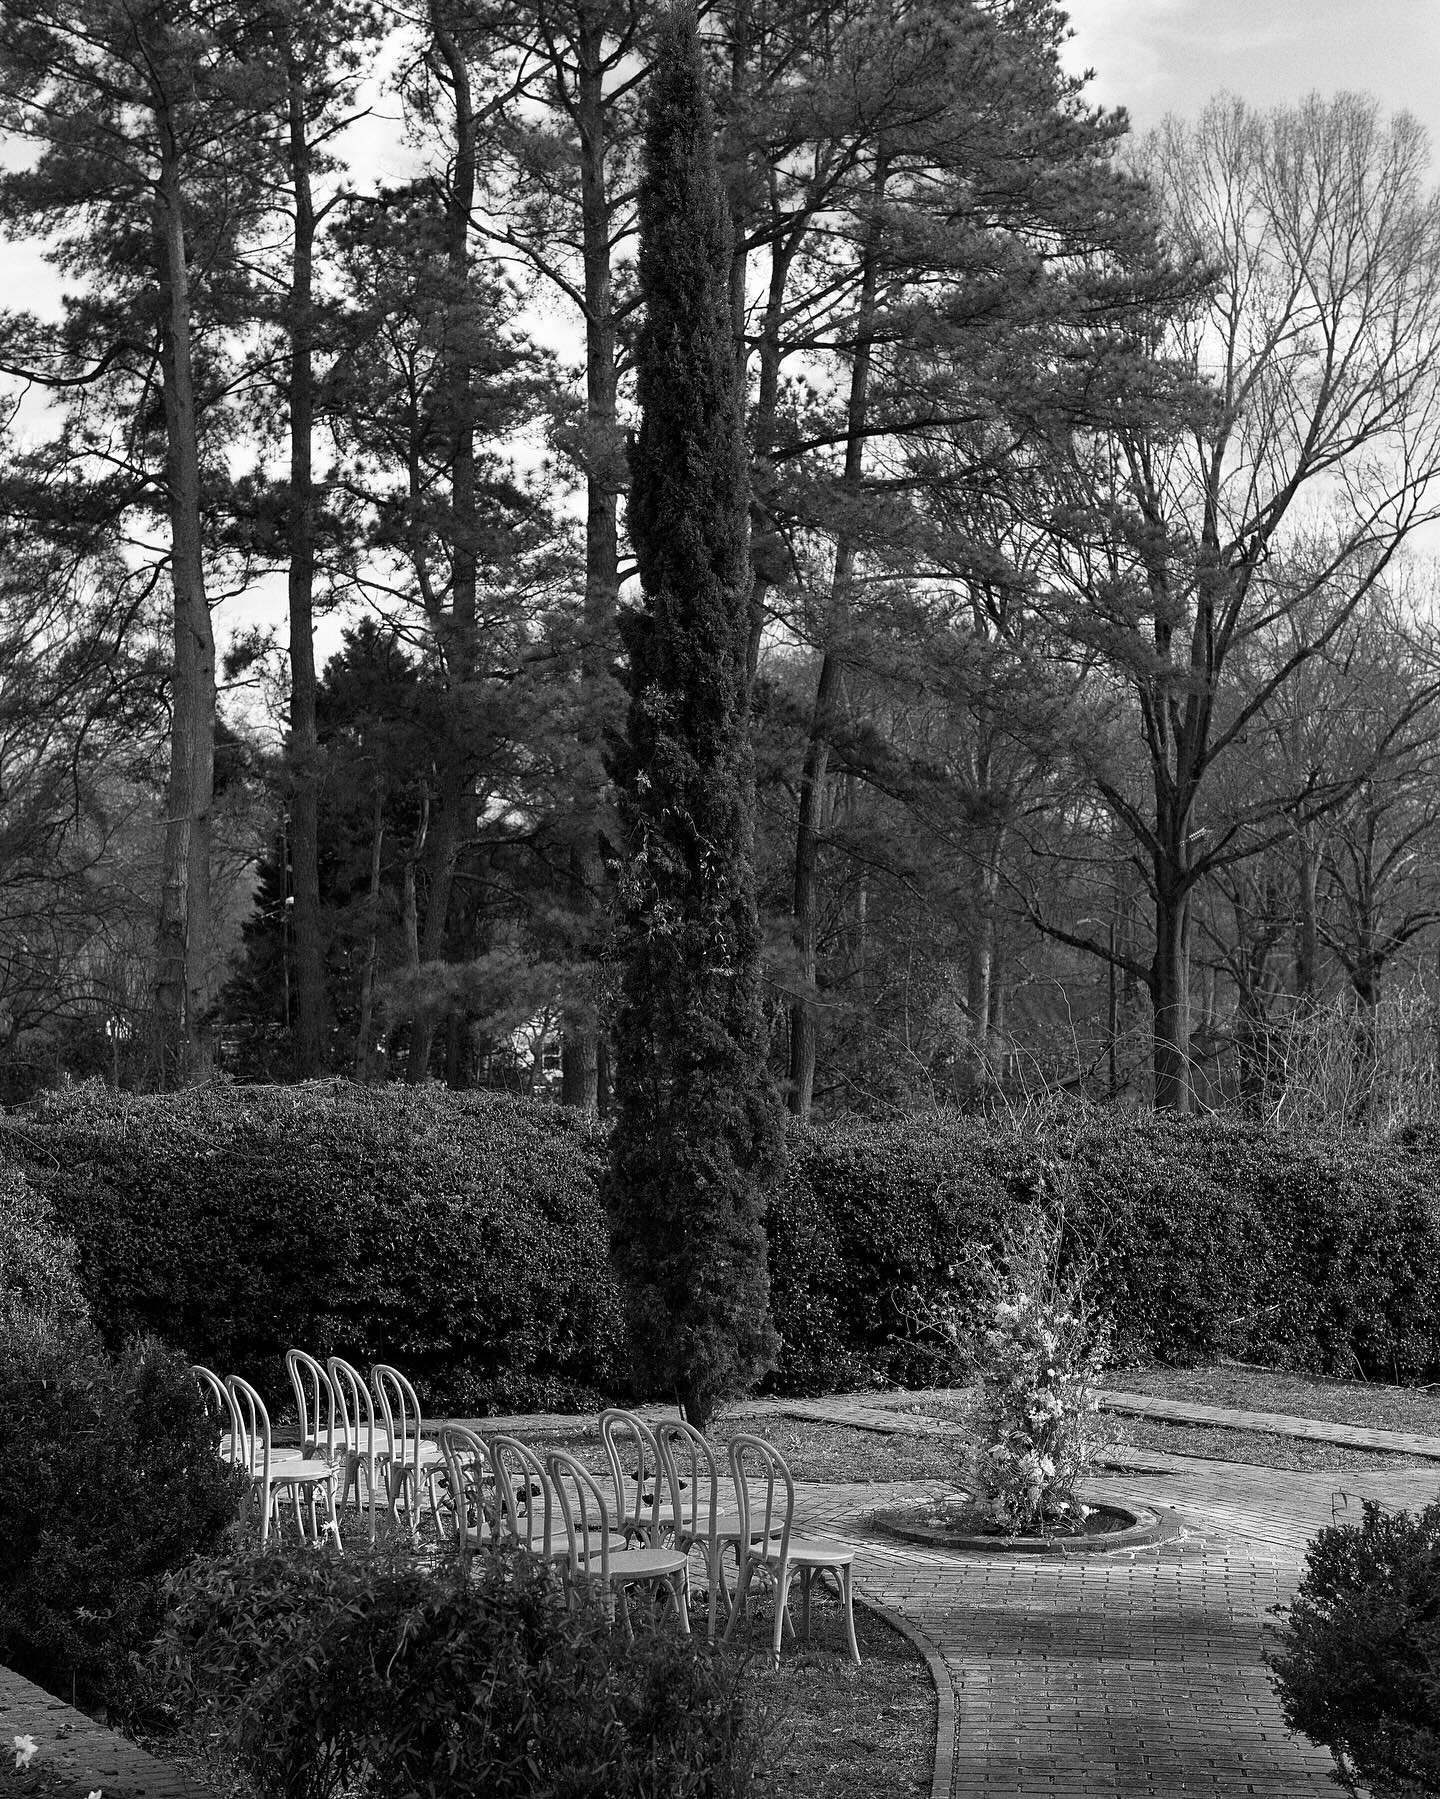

left=723, top=1556, right=753, bottom=1642
left=673, top=1569, right=691, bottom=1635
left=840, top=1564, right=860, bottom=1666
left=770, top=1568, right=790, bottom=1668
left=800, top=1566, right=812, bottom=1643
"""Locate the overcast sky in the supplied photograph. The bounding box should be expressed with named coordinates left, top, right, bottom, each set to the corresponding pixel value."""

left=1063, top=0, right=1440, bottom=146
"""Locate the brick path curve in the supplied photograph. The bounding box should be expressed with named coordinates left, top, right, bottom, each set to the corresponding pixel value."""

left=788, top=1450, right=1440, bottom=1799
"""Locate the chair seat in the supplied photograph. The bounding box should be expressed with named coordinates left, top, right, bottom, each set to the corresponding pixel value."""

left=268, top=1457, right=339, bottom=1486
left=608, top=1545, right=690, bottom=1580
left=761, top=1535, right=854, bottom=1568
left=545, top=1529, right=628, bottom=1558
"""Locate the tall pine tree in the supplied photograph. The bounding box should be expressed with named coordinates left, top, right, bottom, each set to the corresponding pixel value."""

left=606, top=4, right=782, bottom=1427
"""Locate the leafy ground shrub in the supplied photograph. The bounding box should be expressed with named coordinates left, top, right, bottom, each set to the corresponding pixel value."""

left=0, top=1321, right=244, bottom=1719
left=1269, top=1498, right=1440, bottom=1796
left=158, top=1540, right=757, bottom=1799
left=0, top=1080, right=626, bottom=1412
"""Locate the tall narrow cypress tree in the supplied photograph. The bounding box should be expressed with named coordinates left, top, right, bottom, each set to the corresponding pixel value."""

left=606, top=3, right=783, bottom=1428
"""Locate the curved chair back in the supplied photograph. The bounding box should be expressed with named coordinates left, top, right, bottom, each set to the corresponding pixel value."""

left=728, top=1433, right=795, bottom=1569
left=226, top=1374, right=274, bottom=1488
left=286, top=1348, right=335, bottom=1459
left=326, top=1354, right=378, bottom=1456
left=437, top=1424, right=492, bottom=1549
left=654, top=1416, right=726, bottom=1538
left=191, top=1363, right=241, bottom=1462
left=599, top=1409, right=671, bottom=1544
left=487, top=1435, right=554, bottom=1554
left=546, top=1448, right=616, bottom=1584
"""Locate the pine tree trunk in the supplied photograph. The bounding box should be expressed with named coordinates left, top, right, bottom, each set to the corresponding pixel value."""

left=407, top=8, right=478, bottom=1085
left=787, top=152, right=887, bottom=1118
left=285, top=39, right=326, bottom=1076
left=560, top=12, right=622, bottom=1114
left=152, top=126, right=215, bottom=1087
left=353, top=785, right=385, bottom=1081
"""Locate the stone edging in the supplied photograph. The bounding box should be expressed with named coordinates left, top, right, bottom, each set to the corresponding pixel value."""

left=869, top=1500, right=1180, bottom=1557
left=853, top=1588, right=956, bottom=1799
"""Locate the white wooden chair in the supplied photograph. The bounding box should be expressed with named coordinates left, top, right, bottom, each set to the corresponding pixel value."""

left=227, top=1374, right=341, bottom=1550
left=370, top=1363, right=446, bottom=1539
left=724, top=1432, right=859, bottom=1666
left=547, top=1447, right=691, bottom=1636
left=654, top=1415, right=777, bottom=1642
left=286, top=1348, right=338, bottom=1460
left=487, top=1434, right=626, bottom=1567
left=326, top=1355, right=386, bottom=1540
left=487, top=1434, right=559, bottom=1556
left=599, top=1408, right=668, bottom=1547
left=437, top=1424, right=496, bottom=1557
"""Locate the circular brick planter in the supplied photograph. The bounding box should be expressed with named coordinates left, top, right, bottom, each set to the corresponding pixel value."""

left=870, top=1496, right=1178, bottom=1556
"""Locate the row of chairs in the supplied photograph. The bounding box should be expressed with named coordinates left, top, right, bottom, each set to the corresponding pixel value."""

left=192, top=1356, right=860, bottom=1665
left=191, top=1352, right=444, bottom=1548
left=439, top=1410, right=861, bottom=1664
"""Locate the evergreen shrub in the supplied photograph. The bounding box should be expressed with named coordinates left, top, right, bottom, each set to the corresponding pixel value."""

left=1269, top=1498, right=1440, bottom=1797
left=0, top=1081, right=625, bottom=1413
left=158, top=1539, right=758, bottom=1799
left=6, top=1086, right=1440, bottom=1407
left=768, top=1108, right=1440, bottom=1388
left=0, top=1163, right=88, bottom=1333
left=0, top=1321, right=243, bottom=1718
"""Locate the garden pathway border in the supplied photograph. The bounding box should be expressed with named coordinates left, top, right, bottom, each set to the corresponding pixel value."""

left=0, top=1663, right=217, bottom=1799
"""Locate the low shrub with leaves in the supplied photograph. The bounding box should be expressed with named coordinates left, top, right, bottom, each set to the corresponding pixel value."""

left=0, top=1321, right=244, bottom=1720
left=970, top=1214, right=1108, bottom=1535
left=158, top=1539, right=758, bottom=1799
left=1269, top=1498, right=1440, bottom=1798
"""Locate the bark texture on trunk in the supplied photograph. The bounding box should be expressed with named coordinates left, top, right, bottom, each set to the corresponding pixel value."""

left=153, top=127, right=215, bottom=1087
left=407, top=7, right=479, bottom=1084
left=786, top=153, right=887, bottom=1118
left=285, top=39, right=327, bottom=1075
left=560, top=11, right=622, bottom=1113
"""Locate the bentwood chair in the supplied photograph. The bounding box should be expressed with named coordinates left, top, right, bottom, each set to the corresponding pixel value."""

left=327, top=1355, right=385, bottom=1540
left=724, top=1432, right=859, bottom=1666
left=599, top=1409, right=669, bottom=1548
left=654, top=1415, right=778, bottom=1642
left=437, top=1424, right=497, bottom=1557
left=486, top=1435, right=627, bottom=1566
left=547, top=1448, right=691, bottom=1636
left=371, top=1363, right=446, bottom=1538
left=286, top=1348, right=338, bottom=1461
left=227, top=1374, right=341, bottom=1550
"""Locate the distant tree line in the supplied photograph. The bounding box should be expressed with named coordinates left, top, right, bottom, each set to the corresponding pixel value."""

left=3, top=0, right=1440, bottom=1120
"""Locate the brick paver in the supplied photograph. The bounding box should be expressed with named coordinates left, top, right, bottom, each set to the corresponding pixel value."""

left=448, top=1390, right=1440, bottom=1797
left=0, top=1664, right=217, bottom=1798
left=786, top=1444, right=1439, bottom=1799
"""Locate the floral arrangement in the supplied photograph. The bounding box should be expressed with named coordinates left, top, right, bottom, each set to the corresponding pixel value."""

left=970, top=1214, right=1109, bottom=1535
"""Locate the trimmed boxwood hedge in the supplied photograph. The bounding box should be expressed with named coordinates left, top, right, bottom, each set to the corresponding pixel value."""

left=4, top=1084, right=1440, bottom=1406
left=0, top=1081, right=626, bottom=1414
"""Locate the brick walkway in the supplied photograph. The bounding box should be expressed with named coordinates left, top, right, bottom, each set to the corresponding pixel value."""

left=8, top=1389, right=1431, bottom=1799
left=0, top=1665, right=216, bottom=1798
left=761, top=1399, right=1440, bottom=1799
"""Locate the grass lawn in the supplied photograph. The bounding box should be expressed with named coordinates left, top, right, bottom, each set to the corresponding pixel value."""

left=1107, top=1361, right=1440, bottom=1434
